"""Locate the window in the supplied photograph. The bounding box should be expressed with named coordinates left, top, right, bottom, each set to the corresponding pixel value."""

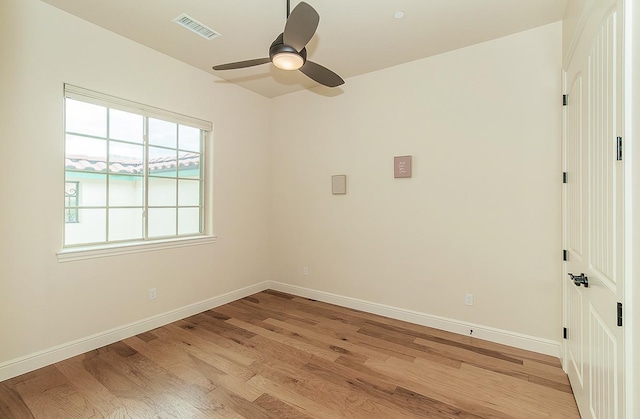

left=63, top=85, right=212, bottom=248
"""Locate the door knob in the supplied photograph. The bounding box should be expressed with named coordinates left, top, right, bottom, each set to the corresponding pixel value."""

left=568, top=273, right=589, bottom=288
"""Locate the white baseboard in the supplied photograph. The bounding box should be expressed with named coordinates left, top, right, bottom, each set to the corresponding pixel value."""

left=0, top=281, right=270, bottom=382
left=267, top=281, right=561, bottom=358
left=0, top=279, right=560, bottom=382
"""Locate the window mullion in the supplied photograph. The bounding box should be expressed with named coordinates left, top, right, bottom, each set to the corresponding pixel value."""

left=199, top=131, right=205, bottom=234
left=105, top=108, right=110, bottom=242
left=143, top=117, right=149, bottom=240
left=175, top=125, right=180, bottom=236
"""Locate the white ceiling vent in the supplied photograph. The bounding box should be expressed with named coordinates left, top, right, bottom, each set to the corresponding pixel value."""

left=173, top=14, right=221, bottom=40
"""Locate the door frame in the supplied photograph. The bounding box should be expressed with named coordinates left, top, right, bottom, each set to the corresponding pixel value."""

left=624, top=0, right=638, bottom=416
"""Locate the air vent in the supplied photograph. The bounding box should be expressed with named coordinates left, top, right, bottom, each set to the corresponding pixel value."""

left=173, top=14, right=221, bottom=40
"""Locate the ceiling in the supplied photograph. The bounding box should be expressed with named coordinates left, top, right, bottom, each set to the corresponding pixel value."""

left=41, top=0, right=568, bottom=98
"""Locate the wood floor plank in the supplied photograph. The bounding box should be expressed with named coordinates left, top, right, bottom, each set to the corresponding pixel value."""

left=367, top=355, right=579, bottom=418
left=252, top=393, right=314, bottom=419
left=225, top=317, right=341, bottom=363
left=206, top=386, right=275, bottom=419
left=263, top=318, right=389, bottom=362
left=0, top=290, right=580, bottom=418
left=362, top=356, right=519, bottom=418
left=412, top=336, right=571, bottom=390
left=258, top=318, right=370, bottom=364
left=248, top=356, right=417, bottom=419
left=299, top=357, right=478, bottom=418
left=152, top=324, right=257, bottom=381
left=245, top=373, right=341, bottom=419
left=8, top=364, right=105, bottom=418
left=354, top=324, right=463, bottom=368
left=55, top=354, right=129, bottom=418
left=359, top=320, right=523, bottom=365
left=123, top=335, right=220, bottom=393
left=0, top=381, right=35, bottom=419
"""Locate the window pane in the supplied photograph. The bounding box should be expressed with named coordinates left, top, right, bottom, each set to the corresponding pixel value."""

left=179, top=125, right=201, bottom=152
left=65, top=181, right=79, bottom=223
left=109, top=142, right=144, bottom=175
left=108, top=175, right=144, bottom=206
left=108, top=208, right=143, bottom=241
left=149, top=118, right=177, bottom=148
left=66, top=135, right=107, bottom=172
left=149, top=177, right=176, bottom=206
left=65, top=208, right=79, bottom=224
left=109, top=109, right=143, bottom=143
left=65, top=99, right=107, bottom=137
left=149, top=146, right=177, bottom=177
left=178, top=179, right=200, bottom=206
left=178, top=208, right=200, bottom=235
left=148, top=208, right=176, bottom=238
left=177, top=151, right=200, bottom=179
left=65, top=172, right=106, bottom=206
left=64, top=208, right=106, bottom=245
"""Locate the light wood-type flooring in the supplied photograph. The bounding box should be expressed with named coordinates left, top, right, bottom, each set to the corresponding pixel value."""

left=0, top=290, right=580, bottom=418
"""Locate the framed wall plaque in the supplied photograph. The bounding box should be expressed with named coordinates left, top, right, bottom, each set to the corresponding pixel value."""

left=394, top=156, right=412, bottom=178
left=332, top=175, right=347, bottom=194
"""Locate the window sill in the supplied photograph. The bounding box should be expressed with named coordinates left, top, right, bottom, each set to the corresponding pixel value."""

left=57, top=235, right=217, bottom=263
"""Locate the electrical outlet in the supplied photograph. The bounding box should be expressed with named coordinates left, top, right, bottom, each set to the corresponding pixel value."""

left=148, top=288, right=157, bottom=301
left=464, top=293, right=474, bottom=306
left=303, top=267, right=309, bottom=276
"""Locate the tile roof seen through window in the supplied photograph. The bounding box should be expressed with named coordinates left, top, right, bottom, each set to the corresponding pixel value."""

left=65, top=153, right=200, bottom=174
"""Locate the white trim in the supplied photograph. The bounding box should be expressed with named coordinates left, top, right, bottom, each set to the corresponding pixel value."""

left=57, top=235, right=217, bottom=262
left=0, top=281, right=269, bottom=382
left=561, top=67, right=569, bottom=373
left=623, top=0, right=637, bottom=416
left=268, top=282, right=561, bottom=357
left=563, top=0, right=596, bottom=67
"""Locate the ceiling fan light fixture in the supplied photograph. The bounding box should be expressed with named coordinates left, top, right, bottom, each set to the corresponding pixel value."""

left=272, top=52, right=304, bottom=70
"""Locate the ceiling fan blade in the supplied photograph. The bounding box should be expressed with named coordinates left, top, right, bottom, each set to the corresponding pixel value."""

left=300, top=60, right=344, bottom=87
left=283, top=2, right=319, bottom=52
left=212, top=58, right=271, bottom=71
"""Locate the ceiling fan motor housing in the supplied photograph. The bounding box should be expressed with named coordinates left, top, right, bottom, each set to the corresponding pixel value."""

left=269, top=33, right=307, bottom=63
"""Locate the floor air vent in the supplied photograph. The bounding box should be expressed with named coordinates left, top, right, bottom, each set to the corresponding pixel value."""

left=173, top=14, right=221, bottom=40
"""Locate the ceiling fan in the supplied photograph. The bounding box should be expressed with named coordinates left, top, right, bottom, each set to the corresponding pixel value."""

left=212, top=1, right=344, bottom=88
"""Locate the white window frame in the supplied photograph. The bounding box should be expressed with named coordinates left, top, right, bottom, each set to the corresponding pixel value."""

left=57, top=85, right=216, bottom=262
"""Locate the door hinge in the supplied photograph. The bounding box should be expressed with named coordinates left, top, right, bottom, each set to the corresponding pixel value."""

left=563, top=327, right=567, bottom=339
left=563, top=94, right=568, bottom=106
left=562, top=172, right=567, bottom=184
left=563, top=249, right=568, bottom=261
left=617, top=302, right=623, bottom=326
left=617, top=137, right=623, bottom=161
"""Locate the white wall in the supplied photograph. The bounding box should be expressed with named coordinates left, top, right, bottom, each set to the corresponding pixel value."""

left=269, top=23, right=563, bottom=342
left=0, top=0, right=270, bottom=366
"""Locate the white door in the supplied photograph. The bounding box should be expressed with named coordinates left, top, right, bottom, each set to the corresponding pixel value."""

left=563, top=0, right=625, bottom=417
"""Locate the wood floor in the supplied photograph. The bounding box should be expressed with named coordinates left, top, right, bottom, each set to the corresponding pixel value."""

left=0, top=290, right=580, bottom=418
